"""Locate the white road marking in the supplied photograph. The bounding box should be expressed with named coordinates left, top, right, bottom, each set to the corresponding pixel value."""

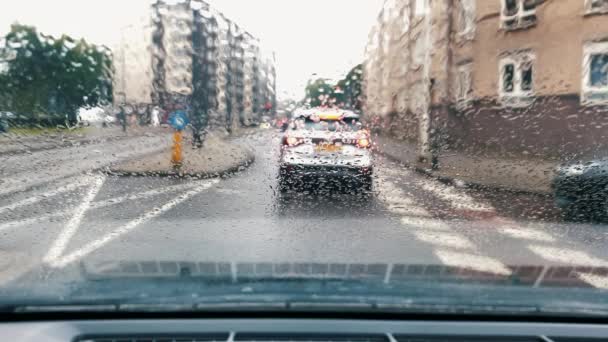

left=378, top=169, right=509, bottom=274
left=419, top=180, right=494, bottom=212
left=97, top=182, right=203, bottom=206
left=435, top=249, right=512, bottom=275
left=0, top=176, right=88, bottom=215
left=43, top=175, right=106, bottom=264
left=0, top=181, right=207, bottom=232
left=399, top=217, right=451, bottom=230
left=578, top=272, right=608, bottom=289
left=377, top=180, right=431, bottom=217
left=497, top=226, right=556, bottom=242
left=412, top=231, right=475, bottom=249
left=48, top=179, right=218, bottom=268
left=528, top=245, right=608, bottom=267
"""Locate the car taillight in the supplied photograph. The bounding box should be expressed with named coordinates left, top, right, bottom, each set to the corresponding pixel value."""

left=284, top=136, right=302, bottom=146
left=357, top=137, right=371, bottom=148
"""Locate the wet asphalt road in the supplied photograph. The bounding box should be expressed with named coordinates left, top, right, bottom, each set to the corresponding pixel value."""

left=1, top=129, right=608, bottom=288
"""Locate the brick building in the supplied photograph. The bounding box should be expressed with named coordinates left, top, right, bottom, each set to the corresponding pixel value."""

left=365, top=0, right=608, bottom=162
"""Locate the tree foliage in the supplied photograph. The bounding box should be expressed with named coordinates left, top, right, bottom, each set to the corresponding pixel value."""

left=304, top=78, right=335, bottom=107
left=303, top=64, right=363, bottom=110
left=0, top=24, right=113, bottom=126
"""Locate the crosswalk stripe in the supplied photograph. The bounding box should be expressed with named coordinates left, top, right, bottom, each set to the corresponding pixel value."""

left=528, top=245, right=608, bottom=267
left=418, top=180, right=494, bottom=213
left=412, top=231, right=475, bottom=249
left=399, top=217, right=451, bottom=230
left=578, top=272, right=608, bottom=289
left=497, top=226, right=556, bottom=242
left=435, top=249, right=512, bottom=275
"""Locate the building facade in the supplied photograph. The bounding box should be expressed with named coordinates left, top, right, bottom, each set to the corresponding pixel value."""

left=114, top=0, right=276, bottom=132
left=365, top=0, right=608, bottom=161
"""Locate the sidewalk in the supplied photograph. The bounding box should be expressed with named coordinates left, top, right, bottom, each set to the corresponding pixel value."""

left=375, top=134, right=558, bottom=195
left=0, top=126, right=168, bottom=155
left=106, top=130, right=255, bottom=178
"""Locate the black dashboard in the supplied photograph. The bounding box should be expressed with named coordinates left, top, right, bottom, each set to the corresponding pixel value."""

left=0, top=318, right=606, bottom=341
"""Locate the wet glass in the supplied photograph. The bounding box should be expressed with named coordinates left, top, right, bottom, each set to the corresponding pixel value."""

left=0, top=0, right=608, bottom=318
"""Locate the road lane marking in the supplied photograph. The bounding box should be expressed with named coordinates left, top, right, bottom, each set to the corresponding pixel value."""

left=399, top=217, right=451, bottom=230
left=412, top=231, right=475, bottom=250
left=528, top=245, right=608, bottom=267
left=578, top=272, right=608, bottom=289
left=43, top=175, right=105, bottom=264
left=0, top=181, right=208, bottom=232
left=435, top=249, right=512, bottom=275
left=377, top=180, right=431, bottom=218
left=498, top=226, right=556, bottom=242
left=0, top=176, right=88, bottom=215
left=418, top=180, right=495, bottom=213
left=48, top=179, right=218, bottom=268
left=96, top=182, right=202, bottom=206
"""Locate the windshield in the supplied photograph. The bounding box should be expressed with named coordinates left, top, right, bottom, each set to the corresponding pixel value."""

left=1, top=0, right=608, bottom=317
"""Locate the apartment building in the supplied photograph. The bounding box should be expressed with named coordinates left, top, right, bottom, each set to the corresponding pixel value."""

left=114, top=0, right=276, bottom=131
left=365, top=0, right=608, bottom=161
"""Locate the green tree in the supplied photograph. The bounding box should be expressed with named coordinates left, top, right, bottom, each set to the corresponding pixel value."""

left=304, top=78, right=334, bottom=107
left=303, top=64, right=363, bottom=109
left=0, top=24, right=113, bottom=126
left=334, top=64, right=363, bottom=110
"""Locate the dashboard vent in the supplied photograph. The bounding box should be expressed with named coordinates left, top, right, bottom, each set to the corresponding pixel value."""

left=235, top=334, right=388, bottom=342
left=78, top=333, right=229, bottom=342
left=393, top=336, right=542, bottom=342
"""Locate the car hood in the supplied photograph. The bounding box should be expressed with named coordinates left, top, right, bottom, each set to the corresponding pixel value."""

left=0, top=260, right=607, bottom=317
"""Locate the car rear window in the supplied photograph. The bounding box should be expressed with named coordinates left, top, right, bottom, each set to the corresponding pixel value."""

left=296, top=117, right=362, bottom=131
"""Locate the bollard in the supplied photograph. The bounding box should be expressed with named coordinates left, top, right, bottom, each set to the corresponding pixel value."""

left=171, top=130, right=183, bottom=169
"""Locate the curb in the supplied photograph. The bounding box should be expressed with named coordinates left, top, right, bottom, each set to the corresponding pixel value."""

left=102, top=148, right=255, bottom=180
left=376, top=147, right=553, bottom=197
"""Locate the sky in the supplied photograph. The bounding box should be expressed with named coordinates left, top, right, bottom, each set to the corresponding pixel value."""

left=0, top=0, right=383, bottom=99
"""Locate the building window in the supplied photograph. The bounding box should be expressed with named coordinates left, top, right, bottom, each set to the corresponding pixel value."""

left=582, top=41, right=608, bottom=104
left=456, top=0, right=476, bottom=38
left=500, top=0, right=537, bottom=30
left=499, top=52, right=535, bottom=106
left=455, top=63, right=473, bottom=106
left=586, top=0, right=608, bottom=14
left=414, top=0, right=429, bottom=17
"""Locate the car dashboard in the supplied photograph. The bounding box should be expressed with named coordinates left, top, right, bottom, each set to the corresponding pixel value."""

left=1, top=317, right=607, bottom=341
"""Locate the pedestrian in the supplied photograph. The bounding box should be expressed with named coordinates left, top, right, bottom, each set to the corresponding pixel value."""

left=151, top=106, right=160, bottom=127
left=117, top=105, right=127, bottom=132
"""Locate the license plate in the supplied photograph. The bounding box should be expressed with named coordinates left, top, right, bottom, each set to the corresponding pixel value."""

left=315, top=143, right=342, bottom=152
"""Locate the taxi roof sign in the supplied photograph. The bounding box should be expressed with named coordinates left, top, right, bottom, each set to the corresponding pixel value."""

left=317, top=113, right=343, bottom=120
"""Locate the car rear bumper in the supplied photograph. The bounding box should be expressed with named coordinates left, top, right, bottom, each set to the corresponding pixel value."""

left=280, top=163, right=373, bottom=178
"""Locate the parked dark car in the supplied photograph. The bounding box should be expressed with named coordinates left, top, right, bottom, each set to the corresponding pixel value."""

left=553, top=155, right=608, bottom=220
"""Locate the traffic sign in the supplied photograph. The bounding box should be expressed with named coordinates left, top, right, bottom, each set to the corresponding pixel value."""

left=169, top=110, right=190, bottom=131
